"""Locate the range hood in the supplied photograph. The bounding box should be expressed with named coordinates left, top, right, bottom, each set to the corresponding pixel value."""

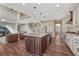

left=66, top=11, right=73, bottom=24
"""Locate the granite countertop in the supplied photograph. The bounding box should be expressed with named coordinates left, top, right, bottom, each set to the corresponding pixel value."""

left=65, top=32, right=79, bottom=38
left=23, top=33, right=49, bottom=38
left=6, top=33, right=18, bottom=35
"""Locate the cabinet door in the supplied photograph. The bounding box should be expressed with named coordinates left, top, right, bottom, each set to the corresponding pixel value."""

left=25, top=36, right=30, bottom=51
left=64, top=35, right=67, bottom=44
left=66, top=36, right=69, bottom=45
left=77, top=6, right=79, bottom=26
left=73, top=38, right=79, bottom=56
left=47, top=35, right=51, bottom=46
left=34, top=37, right=40, bottom=54
left=68, top=37, right=73, bottom=51
left=6, top=34, right=18, bottom=43
left=41, top=36, right=47, bottom=53
left=30, top=37, right=35, bottom=52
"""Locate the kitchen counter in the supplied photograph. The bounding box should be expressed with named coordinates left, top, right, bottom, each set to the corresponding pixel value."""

left=65, top=32, right=79, bottom=38
left=23, top=33, right=49, bottom=38
left=25, top=33, right=51, bottom=55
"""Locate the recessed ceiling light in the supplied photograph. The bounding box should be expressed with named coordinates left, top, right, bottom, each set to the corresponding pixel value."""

left=34, top=12, right=37, bottom=14
left=2, top=19, right=5, bottom=22
left=22, top=3, right=26, bottom=6
left=38, top=3, right=41, bottom=5
left=46, top=14, right=48, bottom=16
left=56, top=4, right=60, bottom=7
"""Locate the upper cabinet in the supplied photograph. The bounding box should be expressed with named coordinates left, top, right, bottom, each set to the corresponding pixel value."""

left=65, top=6, right=78, bottom=33
left=66, top=5, right=79, bottom=27
left=76, top=6, right=79, bottom=26
left=72, top=5, right=79, bottom=27
left=72, top=6, right=77, bottom=27
left=66, top=11, right=73, bottom=24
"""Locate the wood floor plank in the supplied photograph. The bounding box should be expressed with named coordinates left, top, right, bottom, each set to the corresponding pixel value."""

left=0, top=34, right=73, bottom=56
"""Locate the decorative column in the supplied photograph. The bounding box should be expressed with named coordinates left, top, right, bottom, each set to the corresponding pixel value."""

left=16, top=12, right=20, bottom=33
left=16, top=12, right=20, bottom=40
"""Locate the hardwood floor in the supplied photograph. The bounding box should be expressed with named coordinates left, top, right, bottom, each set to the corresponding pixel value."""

left=0, top=34, right=73, bottom=56
left=44, top=34, right=73, bottom=56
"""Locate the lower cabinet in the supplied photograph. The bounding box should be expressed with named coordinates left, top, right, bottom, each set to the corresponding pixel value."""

left=30, top=37, right=35, bottom=52
left=25, top=36, right=30, bottom=51
left=6, top=34, right=18, bottom=43
left=47, top=35, right=51, bottom=45
left=64, top=34, right=79, bottom=56
left=68, top=37, right=73, bottom=51
left=34, top=37, right=41, bottom=54
left=41, top=36, right=48, bottom=54
left=19, top=34, right=25, bottom=40
left=73, top=40, right=78, bottom=55
left=25, top=34, right=51, bottom=55
left=73, top=38, right=79, bottom=56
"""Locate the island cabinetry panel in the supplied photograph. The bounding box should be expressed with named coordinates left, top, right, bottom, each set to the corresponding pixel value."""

left=41, top=35, right=48, bottom=54
left=34, top=37, right=41, bottom=55
left=73, top=38, right=79, bottom=55
left=25, top=36, right=30, bottom=51
left=25, top=34, right=51, bottom=55
left=30, top=36, right=35, bottom=52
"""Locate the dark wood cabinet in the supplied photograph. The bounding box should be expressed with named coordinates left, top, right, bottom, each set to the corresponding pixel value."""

left=41, top=36, right=48, bottom=54
left=25, top=36, right=30, bottom=51
left=6, top=34, right=18, bottom=43
left=19, top=34, right=25, bottom=40
left=6, top=33, right=26, bottom=43
left=25, top=34, right=51, bottom=55
left=34, top=37, right=41, bottom=55
left=30, top=37, right=35, bottom=52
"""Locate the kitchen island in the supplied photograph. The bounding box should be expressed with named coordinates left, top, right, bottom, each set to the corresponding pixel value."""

left=24, top=33, right=51, bottom=55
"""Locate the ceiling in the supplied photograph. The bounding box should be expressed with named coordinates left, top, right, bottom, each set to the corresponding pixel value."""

left=1, top=3, right=79, bottom=21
